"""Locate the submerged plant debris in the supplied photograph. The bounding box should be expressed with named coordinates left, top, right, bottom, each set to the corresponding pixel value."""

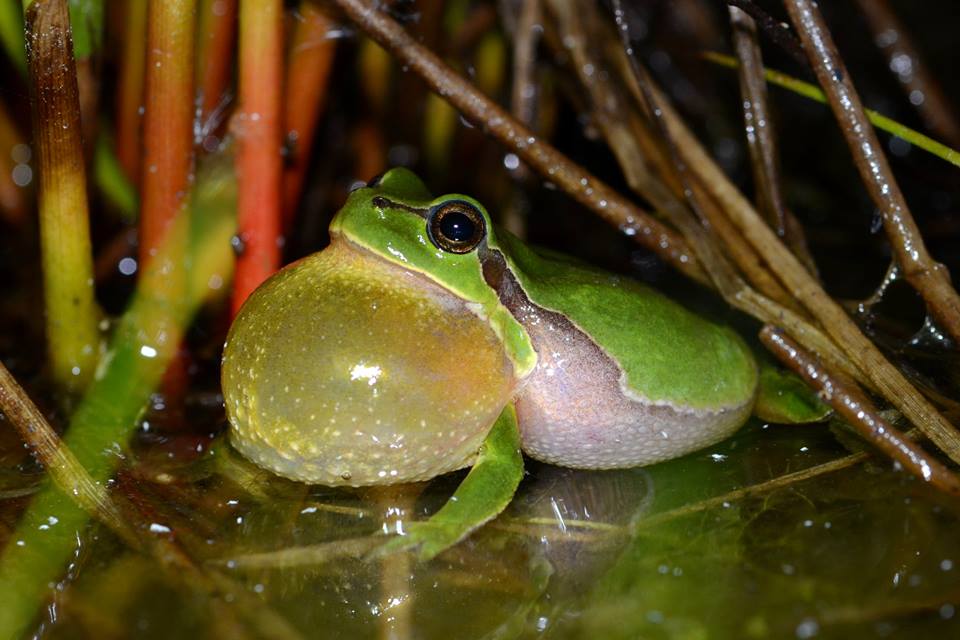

left=1, top=0, right=960, bottom=638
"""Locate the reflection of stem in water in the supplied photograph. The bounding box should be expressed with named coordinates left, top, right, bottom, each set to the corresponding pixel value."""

left=369, top=485, right=419, bottom=640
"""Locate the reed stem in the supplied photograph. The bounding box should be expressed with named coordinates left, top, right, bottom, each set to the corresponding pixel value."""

left=232, top=0, right=283, bottom=314
left=23, top=0, right=100, bottom=392
left=139, top=0, right=197, bottom=265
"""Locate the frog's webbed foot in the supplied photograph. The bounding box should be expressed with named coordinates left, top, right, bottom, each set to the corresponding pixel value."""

left=376, top=404, right=524, bottom=562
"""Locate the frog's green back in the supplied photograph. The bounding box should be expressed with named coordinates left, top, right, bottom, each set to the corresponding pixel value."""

left=493, top=231, right=757, bottom=412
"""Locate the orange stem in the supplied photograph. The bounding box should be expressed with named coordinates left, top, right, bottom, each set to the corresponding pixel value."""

left=115, top=0, right=147, bottom=184
left=282, top=0, right=336, bottom=225
left=232, top=0, right=283, bottom=314
left=139, top=0, right=197, bottom=265
left=0, top=99, right=28, bottom=225
left=196, top=0, right=237, bottom=142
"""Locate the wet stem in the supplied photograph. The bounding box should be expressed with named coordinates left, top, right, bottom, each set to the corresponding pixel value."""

left=232, top=0, right=283, bottom=315
left=24, top=0, right=100, bottom=393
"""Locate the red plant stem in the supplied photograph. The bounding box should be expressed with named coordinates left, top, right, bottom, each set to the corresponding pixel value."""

left=115, top=0, right=147, bottom=184
left=282, top=0, right=336, bottom=225
left=139, top=0, right=197, bottom=265
left=232, top=0, right=283, bottom=314
left=0, top=99, right=27, bottom=224
left=196, top=0, right=237, bottom=135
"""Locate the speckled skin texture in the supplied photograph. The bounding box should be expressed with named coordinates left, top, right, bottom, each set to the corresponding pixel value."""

left=506, top=278, right=753, bottom=467
left=222, top=239, right=517, bottom=486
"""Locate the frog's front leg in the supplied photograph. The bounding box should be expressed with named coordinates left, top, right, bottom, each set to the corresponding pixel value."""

left=379, top=404, right=524, bottom=561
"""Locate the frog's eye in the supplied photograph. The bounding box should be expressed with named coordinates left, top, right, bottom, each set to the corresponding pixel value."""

left=427, top=200, right=486, bottom=254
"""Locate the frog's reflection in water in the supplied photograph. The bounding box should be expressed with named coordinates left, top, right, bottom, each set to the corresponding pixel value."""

left=366, top=463, right=654, bottom=639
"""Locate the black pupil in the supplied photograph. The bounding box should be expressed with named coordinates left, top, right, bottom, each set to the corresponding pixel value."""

left=439, top=210, right=476, bottom=242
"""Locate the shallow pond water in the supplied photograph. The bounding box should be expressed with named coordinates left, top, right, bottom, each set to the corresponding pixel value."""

left=4, top=406, right=957, bottom=640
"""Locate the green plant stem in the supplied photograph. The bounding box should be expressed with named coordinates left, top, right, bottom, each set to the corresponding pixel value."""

left=24, top=0, right=100, bottom=392
left=703, top=51, right=960, bottom=168
left=0, top=0, right=25, bottom=74
left=0, top=158, right=236, bottom=640
left=94, top=133, right=137, bottom=220
left=66, top=0, right=102, bottom=60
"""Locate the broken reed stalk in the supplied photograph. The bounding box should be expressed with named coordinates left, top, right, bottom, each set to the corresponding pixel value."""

left=115, top=0, right=147, bottom=183
left=331, top=0, right=709, bottom=286
left=852, top=0, right=960, bottom=149
left=139, top=0, right=197, bottom=265
left=232, top=0, right=283, bottom=314
left=784, top=0, right=960, bottom=346
left=760, top=326, right=960, bottom=495
left=727, top=6, right=816, bottom=276
left=196, top=0, right=237, bottom=134
left=24, top=0, right=100, bottom=392
left=282, top=0, right=337, bottom=224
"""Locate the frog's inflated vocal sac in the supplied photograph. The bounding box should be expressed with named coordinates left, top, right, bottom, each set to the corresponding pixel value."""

left=222, top=168, right=758, bottom=487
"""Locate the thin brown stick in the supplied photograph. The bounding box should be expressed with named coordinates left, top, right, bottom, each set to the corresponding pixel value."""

left=0, top=361, right=131, bottom=540
left=852, top=0, right=960, bottom=149
left=331, top=0, right=709, bottom=285
left=784, top=0, right=960, bottom=345
left=509, top=0, right=541, bottom=151
left=724, top=0, right=806, bottom=66
left=760, top=326, right=960, bottom=495
left=728, top=5, right=817, bottom=275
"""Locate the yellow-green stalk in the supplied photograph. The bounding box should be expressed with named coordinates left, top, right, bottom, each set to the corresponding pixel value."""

left=0, top=0, right=25, bottom=74
left=23, top=0, right=100, bottom=392
left=0, top=156, right=237, bottom=639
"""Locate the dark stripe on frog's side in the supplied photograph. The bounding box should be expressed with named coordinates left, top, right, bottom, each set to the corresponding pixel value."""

left=479, top=246, right=753, bottom=469
left=371, top=196, right=429, bottom=218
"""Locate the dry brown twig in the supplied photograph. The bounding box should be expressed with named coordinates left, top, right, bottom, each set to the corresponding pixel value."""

left=784, top=0, right=960, bottom=346
left=760, top=326, right=960, bottom=495
left=727, top=5, right=817, bottom=275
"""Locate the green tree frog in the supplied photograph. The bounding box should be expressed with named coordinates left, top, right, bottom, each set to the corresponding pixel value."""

left=222, top=168, right=801, bottom=556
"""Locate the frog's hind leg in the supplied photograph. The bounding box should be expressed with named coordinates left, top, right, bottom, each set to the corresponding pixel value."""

left=377, top=404, right=524, bottom=561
